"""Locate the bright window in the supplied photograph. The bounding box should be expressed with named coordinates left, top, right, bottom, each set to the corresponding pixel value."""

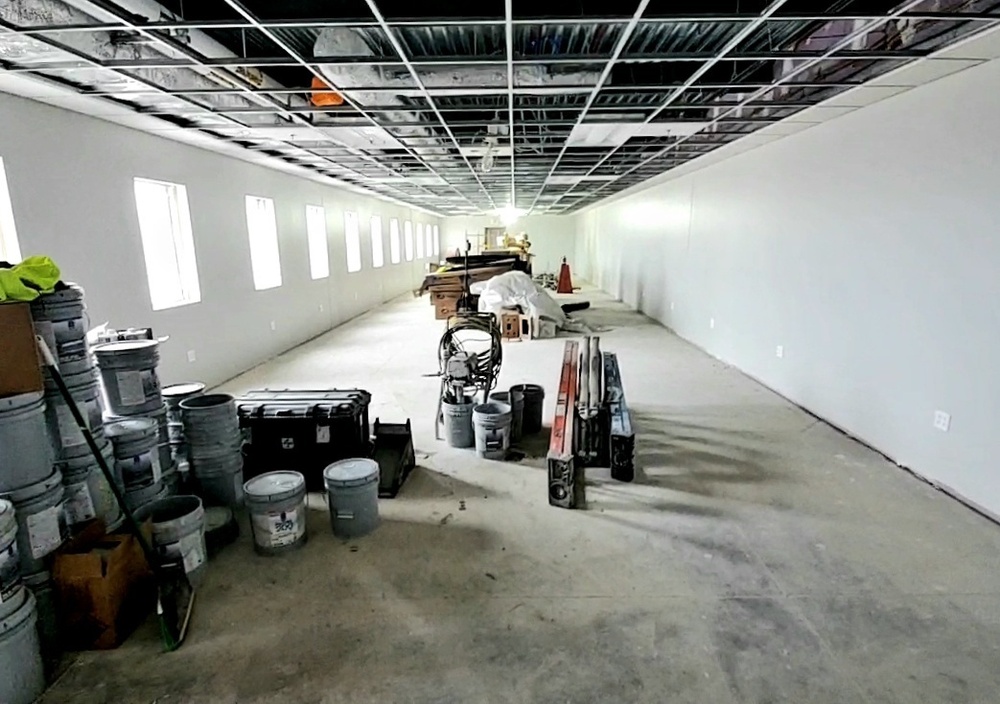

left=416, top=223, right=425, bottom=258
left=0, top=158, right=22, bottom=263
left=370, top=215, right=384, bottom=268
left=425, top=224, right=433, bottom=258
left=133, top=178, right=200, bottom=310
left=389, top=218, right=401, bottom=264
left=245, top=195, right=282, bottom=290
left=306, top=205, right=329, bottom=280
left=345, top=210, right=362, bottom=273
left=403, top=220, right=414, bottom=261
left=432, top=225, right=440, bottom=256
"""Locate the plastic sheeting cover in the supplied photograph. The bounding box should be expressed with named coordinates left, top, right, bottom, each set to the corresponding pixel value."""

left=471, top=271, right=566, bottom=327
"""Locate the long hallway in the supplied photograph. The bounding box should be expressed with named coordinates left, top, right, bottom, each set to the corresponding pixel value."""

left=43, top=291, right=1000, bottom=704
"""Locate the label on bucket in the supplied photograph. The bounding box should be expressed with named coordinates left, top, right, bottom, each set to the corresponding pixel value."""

left=253, top=508, right=304, bottom=548
left=118, top=451, right=161, bottom=488
left=116, top=370, right=146, bottom=407
left=27, top=503, right=68, bottom=559
left=157, top=532, right=206, bottom=576
left=316, top=425, right=331, bottom=444
left=0, top=542, right=21, bottom=603
left=64, top=482, right=96, bottom=525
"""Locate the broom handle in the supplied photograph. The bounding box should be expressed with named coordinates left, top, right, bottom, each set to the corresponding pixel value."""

left=36, top=336, right=163, bottom=573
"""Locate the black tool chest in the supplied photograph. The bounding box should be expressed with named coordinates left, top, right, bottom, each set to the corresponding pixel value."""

left=236, top=389, right=372, bottom=492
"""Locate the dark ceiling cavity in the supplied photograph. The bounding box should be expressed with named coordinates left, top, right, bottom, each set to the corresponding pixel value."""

left=1, top=0, right=997, bottom=214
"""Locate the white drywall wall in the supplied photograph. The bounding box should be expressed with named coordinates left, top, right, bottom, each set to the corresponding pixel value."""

left=440, top=215, right=577, bottom=274
left=576, top=57, right=1000, bottom=517
left=0, top=92, right=439, bottom=387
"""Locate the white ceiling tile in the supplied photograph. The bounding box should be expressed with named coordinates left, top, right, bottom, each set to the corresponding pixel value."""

left=868, top=58, right=983, bottom=88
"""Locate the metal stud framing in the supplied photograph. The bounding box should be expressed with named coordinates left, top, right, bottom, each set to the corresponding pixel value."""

left=1, top=0, right=998, bottom=215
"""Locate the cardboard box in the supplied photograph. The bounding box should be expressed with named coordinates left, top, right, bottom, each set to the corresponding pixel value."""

left=434, top=295, right=459, bottom=320
left=0, top=302, right=43, bottom=396
left=53, top=522, right=155, bottom=650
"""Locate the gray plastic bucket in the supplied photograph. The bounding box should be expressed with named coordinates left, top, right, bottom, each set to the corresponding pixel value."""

left=0, top=393, right=55, bottom=493
left=245, top=471, right=308, bottom=555
left=0, top=500, right=25, bottom=622
left=106, top=418, right=162, bottom=490
left=0, top=471, right=66, bottom=578
left=323, top=459, right=380, bottom=539
left=95, top=340, right=162, bottom=415
left=442, top=396, right=475, bottom=448
left=192, top=455, right=244, bottom=508
left=43, top=369, right=104, bottom=458
left=139, top=496, right=207, bottom=586
left=0, top=591, right=44, bottom=704
left=106, top=404, right=173, bottom=474
left=63, top=462, right=121, bottom=533
left=472, top=401, right=512, bottom=460
left=125, top=480, right=167, bottom=514
left=31, top=284, right=88, bottom=363
left=511, top=384, right=545, bottom=435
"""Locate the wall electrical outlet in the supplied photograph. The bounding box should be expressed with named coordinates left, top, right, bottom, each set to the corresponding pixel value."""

left=186, top=350, right=196, bottom=363
left=776, top=345, right=784, bottom=359
left=670, top=301, right=675, bottom=311
left=933, top=410, right=951, bottom=432
left=709, top=318, right=715, bottom=329
left=270, top=320, right=276, bottom=331
left=319, top=304, right=324, bottom=312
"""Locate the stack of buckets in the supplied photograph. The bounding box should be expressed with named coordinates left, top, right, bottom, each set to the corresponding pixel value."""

left=179, top=394, right=245, bottom=509
left=443, top=383, right=545, bottom=460
left=93, top=338, right=177, bottom=514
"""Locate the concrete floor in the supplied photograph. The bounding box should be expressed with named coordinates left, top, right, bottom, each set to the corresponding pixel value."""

left=43, top=290, right=1000, bottom=704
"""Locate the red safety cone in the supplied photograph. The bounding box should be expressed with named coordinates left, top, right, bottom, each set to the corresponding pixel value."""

left=556, top=257, right=574, bottom=294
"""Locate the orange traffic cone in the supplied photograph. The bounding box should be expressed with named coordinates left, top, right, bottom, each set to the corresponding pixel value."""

left=556, top=257, right=574, bottom=294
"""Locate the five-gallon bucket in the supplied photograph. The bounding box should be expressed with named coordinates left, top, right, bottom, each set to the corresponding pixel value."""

left=106, top=418, right=161, bottom=490
left=0, top=591, right=45, bottom=704
left=323, top=459, right=380, bottom=539
left=0, top=470, right=66, bottom=579
left=490, top=391, right=524, bottom=443
left=442, top=396, right=475, bottom=448
left=95, top=340, right=162, bottom=416
left=0, top=393, right=54, bottom=493
left=244, top=471, right=308, bottom=555
left=43, top=369, right=104, bottom=458
left=30, top=284, right=87, bottom=363
left=510, top=384, right=545, bottom=435
left=0, top=500, right=25, bottom=622
left=179, top=393, right=241, bottom=455
left=472, top=401, right=512, bottom=460
left=138, top=495, right=207, bottom=586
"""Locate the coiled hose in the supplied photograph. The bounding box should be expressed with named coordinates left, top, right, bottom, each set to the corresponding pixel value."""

left=438, top=313, right=503, bottom=399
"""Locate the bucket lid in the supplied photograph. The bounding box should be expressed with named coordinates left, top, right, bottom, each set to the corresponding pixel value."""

left=0, top=468, right=63, bottom=505
left=0, top=591, right=36, bottom=635
left=0, top=391, right=44, bottom=414
left=94, top=339, right=158, bottom=357
left=105, top=418, right=158, bottom=439
left=0, top=498, right=15, bottom=536
left=163, top=382, right=206, bottom=399
left=245, top=471, right=305, bottom=502
left=324, top=458, right=379, bottom=488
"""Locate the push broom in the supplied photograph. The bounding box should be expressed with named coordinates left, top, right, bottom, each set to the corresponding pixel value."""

left=37, top=337, right=195, bottom=651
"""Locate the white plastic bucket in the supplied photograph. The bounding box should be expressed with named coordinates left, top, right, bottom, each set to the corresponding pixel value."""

left=0, top=471, right=67, bottom=578
left=442, top=397, right=475, bottom=448
left=0, top=393, right=54, bottom=494
left=0, top=500, right=25, bottom=621
left=0, top=591, right=45, bottom=704
left=95, top=340, right=162, bottom=415
left=43, top=369, right=104, bottom=458
left=245, top=471, right=307, bottom=555
left=472, top=401, right=512, bottom=460
left=138, top=496, right=207, bottom=586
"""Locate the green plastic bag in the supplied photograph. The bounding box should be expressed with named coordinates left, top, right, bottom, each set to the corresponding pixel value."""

left=0, top=255, right=62, bottom=301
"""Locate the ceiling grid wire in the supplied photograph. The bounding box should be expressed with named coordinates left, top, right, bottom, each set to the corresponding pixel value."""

left=2, top=0, right=999, bottom=214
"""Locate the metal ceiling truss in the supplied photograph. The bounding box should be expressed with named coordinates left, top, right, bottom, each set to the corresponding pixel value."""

left=1, top=0, right=998, bottom=215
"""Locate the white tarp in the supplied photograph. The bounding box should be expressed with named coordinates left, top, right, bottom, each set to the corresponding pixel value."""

left=471, top=271, right=566, bottom=326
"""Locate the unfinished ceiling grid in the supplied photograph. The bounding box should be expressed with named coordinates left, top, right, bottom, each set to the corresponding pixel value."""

left=1, top=0, right=997, bottom=215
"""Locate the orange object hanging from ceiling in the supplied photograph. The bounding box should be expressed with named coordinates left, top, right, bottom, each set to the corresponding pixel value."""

left=311, top=76, right=344, bottom=106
